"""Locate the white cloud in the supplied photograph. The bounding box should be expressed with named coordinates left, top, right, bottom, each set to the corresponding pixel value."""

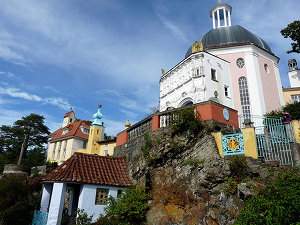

left=0, top=86, right=71, bottom=110
left=120, top=109, right=138, bottom=119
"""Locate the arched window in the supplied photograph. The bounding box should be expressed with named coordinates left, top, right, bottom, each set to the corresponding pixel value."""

left=238, top=77, right=251, bottom=116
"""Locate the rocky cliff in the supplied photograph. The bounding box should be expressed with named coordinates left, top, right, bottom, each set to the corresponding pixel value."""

left=114, top=127, right=286, bottom=225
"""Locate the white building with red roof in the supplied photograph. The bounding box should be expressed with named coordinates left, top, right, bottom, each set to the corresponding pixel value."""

left=40, top=152, right=131, bottom=224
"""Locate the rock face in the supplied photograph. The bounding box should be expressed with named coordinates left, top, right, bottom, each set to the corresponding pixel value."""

left=114, top=128, right=283, bottom=225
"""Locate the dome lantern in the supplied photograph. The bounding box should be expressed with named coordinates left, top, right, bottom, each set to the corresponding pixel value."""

left=210, top=0, right=232, bottom=29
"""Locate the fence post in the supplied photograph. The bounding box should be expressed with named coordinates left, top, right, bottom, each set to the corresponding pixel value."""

left=242, top=127, right=258, bottom=159
left=211, top=132, right=223, bottom=158
left=152, top=115, right=160, bottom=131
left=291, top=120, right=300, bottom=143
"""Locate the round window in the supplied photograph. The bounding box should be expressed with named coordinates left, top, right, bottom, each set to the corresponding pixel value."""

left=236, top=58, right=245, bottom=68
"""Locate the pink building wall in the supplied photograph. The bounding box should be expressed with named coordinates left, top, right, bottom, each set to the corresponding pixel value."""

left=257, top=55, right=282, bottom=113
left=216, top=52, right=247, bottom=115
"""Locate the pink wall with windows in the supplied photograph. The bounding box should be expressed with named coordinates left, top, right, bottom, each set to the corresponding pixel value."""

left=216, top=52, right=247, bottom=115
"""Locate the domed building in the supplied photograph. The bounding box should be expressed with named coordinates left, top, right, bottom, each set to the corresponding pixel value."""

left=160, top=0, right=285, bottom=116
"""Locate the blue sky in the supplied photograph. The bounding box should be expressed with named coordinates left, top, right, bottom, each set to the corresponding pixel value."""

left=0, top=0, right=299, bottom=136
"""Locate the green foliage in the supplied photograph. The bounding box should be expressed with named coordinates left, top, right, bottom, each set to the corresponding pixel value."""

left=229, top=156, right=248, bottom=181
left=283, top=102, right=300, bottom=120
left=100, top=186, right=151, bottom=225
left=266, top=101, right=300, bottom=121
left=235, top=168, right=300, bottom=225
left=22, top=147, right=46, bottom=168
left=141, top=133, right=153, bottom=161
left=281, top=20, right=300, bottom=54
left=76, top=209, right=94, bottom=225
left=0, top=175, right=41, bottom=225
left=225, top=177, right=238, bottom=196
left=171, top=106, right=205, bottom=137
left=0, top=113, right=50, bottom=167
left=181, top=158, right=203, bottom=167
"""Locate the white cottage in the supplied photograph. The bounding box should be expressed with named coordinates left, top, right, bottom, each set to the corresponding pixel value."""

left=40, top=152, right=131, bottom=225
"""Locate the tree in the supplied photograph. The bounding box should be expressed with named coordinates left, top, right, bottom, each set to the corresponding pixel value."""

left=0, top=113, right=50, bottom=167
left=281, top=20, right=300, bottom=53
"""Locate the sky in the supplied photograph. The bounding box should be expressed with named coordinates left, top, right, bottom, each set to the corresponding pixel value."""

left=0, top=0, right=299, bottom=136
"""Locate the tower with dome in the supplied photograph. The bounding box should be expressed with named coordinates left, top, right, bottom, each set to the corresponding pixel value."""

left=160, top=0, right=285, bottom=116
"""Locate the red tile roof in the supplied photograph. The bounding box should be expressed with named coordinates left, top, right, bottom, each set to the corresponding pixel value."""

left=42, top=152, right=132, bottom=186
left=48, top=120, right=89, bottom=142
left=64, top=110, right=74, bottom=118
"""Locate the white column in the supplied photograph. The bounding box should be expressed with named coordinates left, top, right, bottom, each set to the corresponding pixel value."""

left=212, top=10, right=216, bottom=29
left=40, top=184, right=53, bottom=212
left=244, top=50, right=266, bottom=116
left=274, top=62, right=285, bottom=106
left=217, top=10, right=220, bottom=28
left=228, top=11, right=231, bottom=27
left=47, top=182, right=67, bottom=225
left=223, top=9, right=227, bottom=26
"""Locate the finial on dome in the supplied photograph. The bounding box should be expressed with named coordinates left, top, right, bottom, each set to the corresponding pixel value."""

left=217, top=0, right=223, bottom=3
left=91, top=105, right=103, bottom=127
left=125, top=119, right=131, bottom=129
left=70, top=107, right=73, bottom=111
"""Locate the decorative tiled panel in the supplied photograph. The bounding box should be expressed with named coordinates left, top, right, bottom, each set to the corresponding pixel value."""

left=222, top=133, right=245, bottom=156
left=95, top=188, right=109, bottom=205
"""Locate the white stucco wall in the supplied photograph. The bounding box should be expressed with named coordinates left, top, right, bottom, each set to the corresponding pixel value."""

left=288, top=70, right=300, bottom=88
left=160, top=51, right=234, bottom=112
left=77, top=184, right=126, bottom=223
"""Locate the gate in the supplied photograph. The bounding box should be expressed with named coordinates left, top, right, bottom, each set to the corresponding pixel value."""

left=222, top=133, right=245, bottom=156
left=239, top=115, right=294, bottom=166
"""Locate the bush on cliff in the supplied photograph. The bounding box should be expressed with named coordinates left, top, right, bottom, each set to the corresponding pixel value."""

left=171, top=106, right=205, bottom=136
left=235, top=167, right=300, bottom=225
left=96, top=186, right=151, bottom=225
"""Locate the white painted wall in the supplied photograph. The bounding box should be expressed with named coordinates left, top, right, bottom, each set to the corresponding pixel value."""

left=77, top=184, right=126, bottom=223
left=160, top=51, right=234, bottom=112
left=288, top=70, right=300, bottom=88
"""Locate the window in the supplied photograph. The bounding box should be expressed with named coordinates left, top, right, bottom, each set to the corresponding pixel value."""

left=224, top=86, right=230, bottom=97
left=52, top=143, right=57, bottom=160
left=104, top=144, right=108, bottom=148
left=104, top=150, right=108, bottom=156
left=264, top=63, right=269, bottom=74
left=238, top=77, right=251, bottom=116
left=211, top=69, right=217, bottom=80
left=83, top=141, right=87, bottom=149
left=196, top=68, right=199, bottom=76
left=95, top=188, right=109, bottom=205
left=291, top=95, right=300, bottom=103
left=57, top=142, right=62, bottom=159
left=236, top=58, right=245, bottom=68
left=62, top=140, right=68, bottom=159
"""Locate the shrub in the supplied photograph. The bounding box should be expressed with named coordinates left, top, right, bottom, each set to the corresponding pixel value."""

left=265, top=101, right=300, bottom=120
left=99, top=186, right=151, bottom=225
left=235, top=167, right=300, bottom=225
left=0, top=175, right=41, bottom=225
left=171, top=106, right=205, bottom=136
left=229, top=156, right=248, bottom=181
left=76, top=209, right=94, bottom=225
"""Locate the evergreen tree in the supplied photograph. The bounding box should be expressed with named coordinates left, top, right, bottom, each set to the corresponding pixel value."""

left=0, top=113, right=50, bottom=167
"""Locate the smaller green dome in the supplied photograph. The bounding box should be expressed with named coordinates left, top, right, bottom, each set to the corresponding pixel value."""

left=91, top=105, right=103, bottom=127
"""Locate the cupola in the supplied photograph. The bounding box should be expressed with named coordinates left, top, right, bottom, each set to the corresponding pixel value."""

left=210, top=0, right=232, bottom=29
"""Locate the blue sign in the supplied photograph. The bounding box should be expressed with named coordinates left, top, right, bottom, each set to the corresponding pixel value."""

left=223, top=108, right=229, bottom=121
